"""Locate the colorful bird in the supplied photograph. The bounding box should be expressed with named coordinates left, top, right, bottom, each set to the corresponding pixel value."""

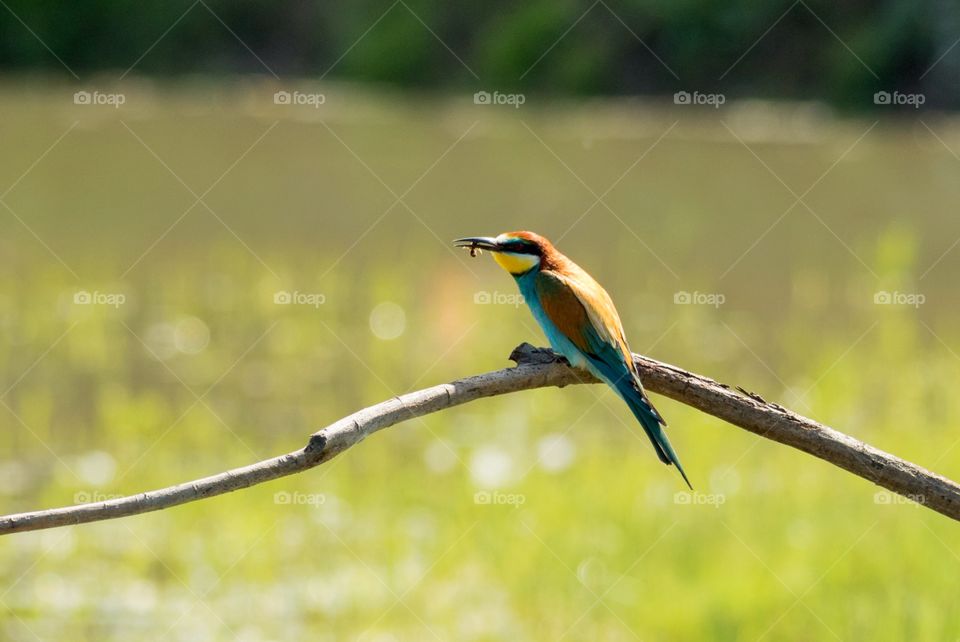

left=455, top=231, right=691, bottom=488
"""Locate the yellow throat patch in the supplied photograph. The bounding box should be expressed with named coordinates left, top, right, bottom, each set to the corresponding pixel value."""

left=493, top=251, right=539, bottom=275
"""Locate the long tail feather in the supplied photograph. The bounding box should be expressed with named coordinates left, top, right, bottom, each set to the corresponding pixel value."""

left=617, top=380, right=692, bottom=489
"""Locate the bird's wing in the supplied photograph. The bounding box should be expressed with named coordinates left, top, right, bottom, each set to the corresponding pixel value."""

left=535, top=269, right=635, bottom=376
left=535, top=269, right=666, bottom=424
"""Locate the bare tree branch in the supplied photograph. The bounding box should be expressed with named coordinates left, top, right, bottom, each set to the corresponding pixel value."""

left=1, top=343, right=957, bottom=535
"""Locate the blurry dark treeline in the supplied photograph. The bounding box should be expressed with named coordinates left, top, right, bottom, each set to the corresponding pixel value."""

left=1, top=0, right=957, bottom=110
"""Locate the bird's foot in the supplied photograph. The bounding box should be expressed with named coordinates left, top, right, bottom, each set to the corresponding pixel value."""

left=509, top=343, right=568, bottom=366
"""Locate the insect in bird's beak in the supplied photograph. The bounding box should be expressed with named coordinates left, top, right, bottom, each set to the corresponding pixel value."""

left=453, top=236, right=500, bottom=258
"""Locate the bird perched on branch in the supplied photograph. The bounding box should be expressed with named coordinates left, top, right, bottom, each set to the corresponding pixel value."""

left=455, top=231, right=691, bottom=488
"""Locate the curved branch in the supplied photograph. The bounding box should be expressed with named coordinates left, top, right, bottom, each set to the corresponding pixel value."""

left=1, top=343, right=958, bottom=535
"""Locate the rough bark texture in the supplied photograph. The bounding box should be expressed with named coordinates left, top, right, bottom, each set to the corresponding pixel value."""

left=0, top=343, right=956, bottom=535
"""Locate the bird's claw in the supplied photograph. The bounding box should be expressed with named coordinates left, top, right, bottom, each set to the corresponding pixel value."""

left=509, top=343, right=568, bottom=366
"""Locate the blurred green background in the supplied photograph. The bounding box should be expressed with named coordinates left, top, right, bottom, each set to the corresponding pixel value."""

left=0, top=0, right=958, bottom=110
left=2, top=2, right=960, bottom=641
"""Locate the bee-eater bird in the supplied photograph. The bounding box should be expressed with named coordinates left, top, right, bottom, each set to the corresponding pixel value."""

left=455, top=231, right=691, bottom=488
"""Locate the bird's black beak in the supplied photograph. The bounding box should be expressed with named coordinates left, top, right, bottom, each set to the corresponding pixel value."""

left=453, top=236, right=501, bottom=252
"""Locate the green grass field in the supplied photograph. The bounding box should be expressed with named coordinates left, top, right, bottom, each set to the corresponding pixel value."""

left=1, top=80, right=959, bottom=640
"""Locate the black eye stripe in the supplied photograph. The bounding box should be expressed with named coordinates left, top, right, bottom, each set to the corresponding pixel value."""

left=502, top=241, right=540, bottom=255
